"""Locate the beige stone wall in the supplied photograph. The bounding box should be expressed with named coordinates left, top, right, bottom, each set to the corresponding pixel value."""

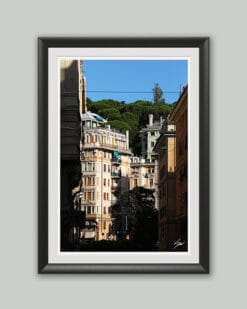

left=81, top=126, right=131, bottom=240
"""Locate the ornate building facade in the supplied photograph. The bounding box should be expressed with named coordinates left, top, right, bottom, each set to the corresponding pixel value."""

left=80, top=112, right=131, bottom=240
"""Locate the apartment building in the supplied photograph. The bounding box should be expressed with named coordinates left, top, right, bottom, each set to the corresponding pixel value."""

left=169, top=86, right=188, bottom=250
left=80, top=111, right=131, bottom=240
left=139, top=114, right=164, bottom=161
left=130, top=156, right=156, bottom=189
left=153, top=121, right=176, bottom=250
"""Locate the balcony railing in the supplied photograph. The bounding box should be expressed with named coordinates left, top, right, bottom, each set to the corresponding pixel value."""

left=111, top=158, right=121, bottom=165
left=83, top=141, right=128, bottom=152
left=111, top=170, right=121, bottom=178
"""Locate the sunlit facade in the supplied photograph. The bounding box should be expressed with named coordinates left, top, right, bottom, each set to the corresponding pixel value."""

left=80, top=112, right=131, bottom=240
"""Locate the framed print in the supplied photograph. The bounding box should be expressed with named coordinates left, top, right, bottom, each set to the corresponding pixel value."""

left=38, top=37, right=209, bottom=273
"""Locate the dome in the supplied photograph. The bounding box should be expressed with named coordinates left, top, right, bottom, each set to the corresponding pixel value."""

left=81, top=111, right=107, bottom=123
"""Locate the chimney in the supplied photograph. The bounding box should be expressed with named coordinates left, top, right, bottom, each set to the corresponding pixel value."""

left=126, top=130, right=129, bottom=149
left=149, top=114, right=153, bottom=126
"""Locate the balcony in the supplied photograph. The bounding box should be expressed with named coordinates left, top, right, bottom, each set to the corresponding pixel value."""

left=111, top=157, right=121, bottom=165
left=80, top=200, right=96, bottom=206
left=111, top=170, right=121, bottom=178
left=83, top=141, right=131, bottom=154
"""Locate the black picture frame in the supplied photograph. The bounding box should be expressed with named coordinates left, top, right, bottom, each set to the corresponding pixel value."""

left=38, top=37, right=209, bottom=274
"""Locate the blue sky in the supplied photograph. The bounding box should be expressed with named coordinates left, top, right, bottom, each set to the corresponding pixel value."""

left=83, top=60, right=187, bottom=104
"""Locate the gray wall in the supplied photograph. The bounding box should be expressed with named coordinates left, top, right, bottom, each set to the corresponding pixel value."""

left=0, top=0, right=245, bottom=308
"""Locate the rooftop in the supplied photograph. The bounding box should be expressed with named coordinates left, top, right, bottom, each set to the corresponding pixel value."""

left=81, top=111, right=107, bottom=123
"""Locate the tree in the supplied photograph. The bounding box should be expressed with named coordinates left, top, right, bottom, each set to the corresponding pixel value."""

left=108, top=120, right=131, bottom=133
left=152, top=83, right=165, bottom=104
left=111, top=187, right=158, bottom=249
left=86, top=97, right=172, bottom=153
left=99, top=107, right=121, bottom=120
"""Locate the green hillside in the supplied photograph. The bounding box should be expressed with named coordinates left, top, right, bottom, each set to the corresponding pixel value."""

left=87, top=98, right=173, bottom=155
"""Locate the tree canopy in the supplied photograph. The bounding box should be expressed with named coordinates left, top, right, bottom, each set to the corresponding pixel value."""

left=111, top=187, right=158, bottom=249
left=108, top=120, right=131, bottom=133
left=87, top=97, right=173, bottom=154
left=99, top=108, right=121, bottom=121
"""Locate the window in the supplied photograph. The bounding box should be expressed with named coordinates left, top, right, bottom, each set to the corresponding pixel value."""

left=151, top=141, right=155, bottom=147
left=104, top=164, right=106, bottom=172
left=87, top=163, right=94, bottom=171
left=151, top=132, right=155, bottom=136
left=108, top=165, right=111, bottom=172
left=103, top=178, right=106, bottom=186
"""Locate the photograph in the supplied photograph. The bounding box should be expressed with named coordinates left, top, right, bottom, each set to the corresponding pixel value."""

left=38, top=37, right=209, bottom=273
left=60, top=59, right=188, bottom=252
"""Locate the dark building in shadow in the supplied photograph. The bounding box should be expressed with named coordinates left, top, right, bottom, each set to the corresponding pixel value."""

left=60, top=60, right=86, bottom=250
